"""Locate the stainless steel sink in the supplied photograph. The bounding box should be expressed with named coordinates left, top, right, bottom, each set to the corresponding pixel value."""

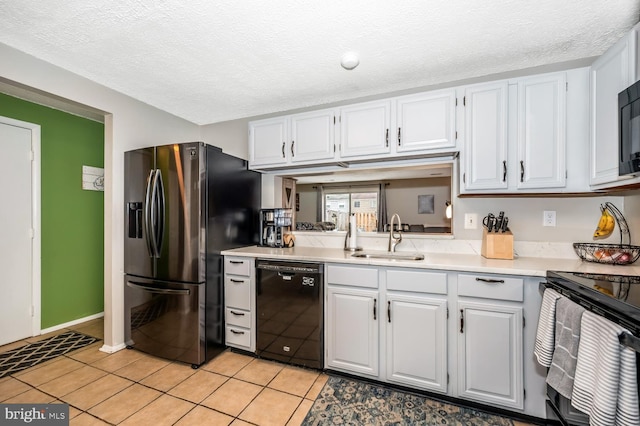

left=351, top=252, right=425, bottom=261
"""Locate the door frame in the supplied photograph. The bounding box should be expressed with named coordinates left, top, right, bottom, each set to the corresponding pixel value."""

left=1, top=115, right=41, bottom=337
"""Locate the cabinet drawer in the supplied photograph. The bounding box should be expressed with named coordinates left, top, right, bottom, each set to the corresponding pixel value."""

left=225, top=257, right=252, bottom=276
left=226, top=326, right=251, bottom=349
left=226, top=307, right=251, bottom=328
left=225, top=276, right=251, bottom=310
left=457, top=273, right=523, bottom=302
left=327, top=264, right=378, bottom=288
left=386, top=269, right=447, bottom=294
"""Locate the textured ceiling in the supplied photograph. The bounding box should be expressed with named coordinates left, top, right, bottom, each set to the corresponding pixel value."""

left=1, top=1, right=639, bottom=125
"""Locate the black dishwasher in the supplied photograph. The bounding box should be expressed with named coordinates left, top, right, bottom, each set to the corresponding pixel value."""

left=256, top=260, right=323, bottom=369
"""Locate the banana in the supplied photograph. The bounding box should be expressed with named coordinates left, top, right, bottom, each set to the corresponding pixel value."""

left=593, top=208, right=615, bottom=239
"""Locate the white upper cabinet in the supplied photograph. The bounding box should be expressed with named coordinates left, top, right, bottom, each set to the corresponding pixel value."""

left=290, top=109, right=336, bottom=164
left=395, top=90, right=457, bottom=153
left=249, top=117, right=289, bottom=168
left=590, top=24, right=638, bottom=186
left=516, top=73, right=566, bottom=189
left=461, top=71, right=576, bottom=194
left=340, top=100, right=392, bottom=158
left=461, top=81, right=509, bottom=191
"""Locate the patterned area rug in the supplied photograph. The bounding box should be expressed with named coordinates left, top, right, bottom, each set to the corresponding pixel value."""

left=303, top=376, right=519, bottom=426
left=0, top=331, right=98, bottom=378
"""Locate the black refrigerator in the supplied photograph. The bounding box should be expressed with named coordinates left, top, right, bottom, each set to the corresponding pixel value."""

left=124, top=142, right=260, bottom=367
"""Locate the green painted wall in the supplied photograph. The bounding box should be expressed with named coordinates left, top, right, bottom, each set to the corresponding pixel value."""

left=0, top=93, right=104, bottom=328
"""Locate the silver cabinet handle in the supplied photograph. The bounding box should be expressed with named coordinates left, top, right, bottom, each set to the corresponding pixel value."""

left=475, top=277, right=505, bottom=284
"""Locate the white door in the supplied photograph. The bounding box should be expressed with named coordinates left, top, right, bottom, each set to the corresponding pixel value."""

left=457, top=300, right=524, bottom=410
left=462, top=82, right=509, bottom=191
left=326, top=286, right=379, bottom=377
left=339, top=100, right=392, bottom=158
left=386, top=293, right=448, bottom=393
left=396, top=90, right=457, bottom=153
left=517, top=73, right=567, bottom=189
left=0, top=117, right=40, bottom=345
left=290, top=109, right=336, bottom=164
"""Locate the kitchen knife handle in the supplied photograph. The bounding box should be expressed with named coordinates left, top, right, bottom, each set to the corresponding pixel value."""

left=520, top=160, right=524, bottom=182
left=502, top=161, right=507, bottom=182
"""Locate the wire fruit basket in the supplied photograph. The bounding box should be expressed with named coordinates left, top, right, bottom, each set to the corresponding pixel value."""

left=573, top=202, right=640, bottom=265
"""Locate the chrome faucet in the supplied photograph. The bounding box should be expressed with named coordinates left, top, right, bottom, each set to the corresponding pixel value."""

left=388, top=213, right=402, bottom=252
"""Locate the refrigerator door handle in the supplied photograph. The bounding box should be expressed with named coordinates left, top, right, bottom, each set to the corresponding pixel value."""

left=155, top=169, right=165, bottom=256
left=143, top=170, right=155, bottom=257
left=149, top=170, right=160, bottom=258
left=127, top=281, right=191, bottom=295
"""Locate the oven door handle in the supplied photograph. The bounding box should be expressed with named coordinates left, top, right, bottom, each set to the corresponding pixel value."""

left=127, top=281, right=190, bottom=295
left=619, top=332, right=640, bottom=353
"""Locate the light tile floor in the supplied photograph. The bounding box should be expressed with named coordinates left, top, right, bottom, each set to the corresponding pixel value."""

left=0, top=318, right=537, bottom=426
left=1, top=318, right=325, bottom=426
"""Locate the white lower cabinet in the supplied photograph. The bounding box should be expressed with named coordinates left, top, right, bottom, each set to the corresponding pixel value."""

left=326, top=285, right=379, bottom=377
left=386, top=293, right=447, bottom=392
left=324, top=265, right=536, bottom=416
left=223, top=256, right=256, bottom=353
left=456, top=273, right=524, bottom=410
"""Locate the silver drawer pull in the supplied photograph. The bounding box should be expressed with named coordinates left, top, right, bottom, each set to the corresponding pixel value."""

left=230, top=278, right=244, bottom=283
left=475, top=277, right=505, bottom=284
left=230, top=310, right=245, bottom=316
left=230, top=329, right=245, bottom=335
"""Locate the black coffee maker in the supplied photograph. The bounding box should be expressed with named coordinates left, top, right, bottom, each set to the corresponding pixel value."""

left=259, top=208, right=292, bottom=247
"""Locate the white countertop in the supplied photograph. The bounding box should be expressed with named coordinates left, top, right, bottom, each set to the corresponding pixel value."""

left=221, top=246, right=640, bottom=277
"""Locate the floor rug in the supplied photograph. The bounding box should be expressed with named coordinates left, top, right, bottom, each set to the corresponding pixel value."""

left=0, top=331, right=98, bottom=378
left=303, top=376, right=520, bottom=426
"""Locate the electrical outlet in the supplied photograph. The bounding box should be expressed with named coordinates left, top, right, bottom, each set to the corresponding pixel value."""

left=464, top=213, right=478, bottom=229
left=543, top=210, right=556, bottom=227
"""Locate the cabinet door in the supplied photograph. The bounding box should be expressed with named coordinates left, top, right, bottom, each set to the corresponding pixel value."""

left=386, top=293, right=447, bottom=393
left=326, top=286, right=379, bottom=377
left=340, top=100, right=392, bottom=158
left=249, top=117, right=289, bottom=167
left=590, top=30, right=636, bottom=186
left=457, top=300, right=523, bottom=410
left=517, top=73, right=566, bottom=189
left=290, top=109, right=336, bottom=164
left=396, top=90, right=456, bottom=153
left=462, top=82, right=509, bottom=191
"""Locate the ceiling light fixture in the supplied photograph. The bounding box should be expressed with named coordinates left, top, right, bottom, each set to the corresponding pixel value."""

left=341, top=52, right=359, bottom=70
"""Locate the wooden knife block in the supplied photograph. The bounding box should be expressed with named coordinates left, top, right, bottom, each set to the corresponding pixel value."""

left=481, top=228, right=514, bottom=260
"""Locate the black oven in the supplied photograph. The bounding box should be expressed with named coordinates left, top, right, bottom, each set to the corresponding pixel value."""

left=619, top=79, right=640, bottom=177
left=542, top=271, right=640, bottom=426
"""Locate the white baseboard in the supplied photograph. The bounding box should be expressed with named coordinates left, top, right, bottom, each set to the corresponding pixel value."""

left=100, top=342, right=126, bottom=354
left=39, top=312, right=104, bottom=335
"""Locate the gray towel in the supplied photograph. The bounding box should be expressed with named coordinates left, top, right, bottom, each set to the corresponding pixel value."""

left=546, top=296, right=585, bottom=399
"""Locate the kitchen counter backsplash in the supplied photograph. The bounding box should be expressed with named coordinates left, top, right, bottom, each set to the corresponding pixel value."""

left=292, top=232, right=578, bottom=259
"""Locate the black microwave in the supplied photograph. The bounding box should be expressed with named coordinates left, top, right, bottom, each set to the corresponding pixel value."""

left=619, top=79, right=640, bottom=176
